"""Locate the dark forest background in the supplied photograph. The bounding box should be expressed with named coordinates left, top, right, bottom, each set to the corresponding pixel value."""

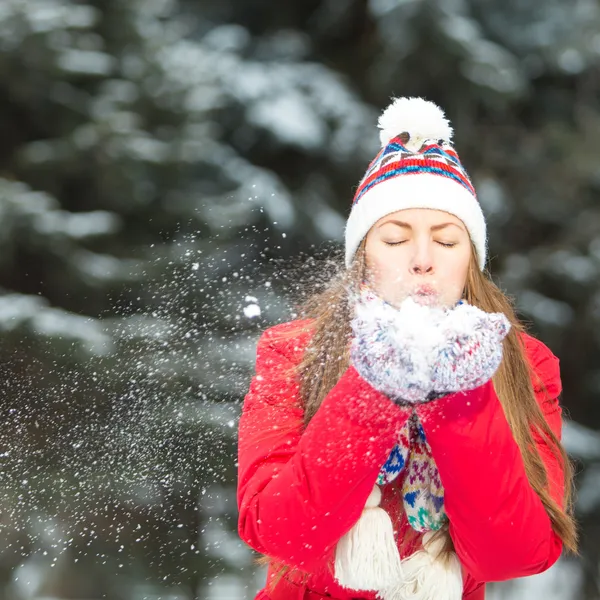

left=0, top=0, right=599, bottom=598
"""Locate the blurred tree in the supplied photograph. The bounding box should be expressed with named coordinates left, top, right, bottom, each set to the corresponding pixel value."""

left=1, top=0, right=600, bottom=598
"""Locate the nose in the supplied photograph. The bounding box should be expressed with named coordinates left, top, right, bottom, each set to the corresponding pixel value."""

left=410, top=262, right=433, bottom=275
left=409, top=244, right=434, bottom=275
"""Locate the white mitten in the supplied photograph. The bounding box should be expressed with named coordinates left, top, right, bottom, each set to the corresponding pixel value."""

left=349, top=287, right=447, bottom=405
left=431, top=302, right=511, bottom=394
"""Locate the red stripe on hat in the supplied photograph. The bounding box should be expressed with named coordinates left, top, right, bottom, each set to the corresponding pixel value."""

left=354, top=156, right=475, bottom=202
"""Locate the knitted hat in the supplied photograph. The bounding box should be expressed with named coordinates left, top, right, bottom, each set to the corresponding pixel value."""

left=345, top=97, right=487, bottom=271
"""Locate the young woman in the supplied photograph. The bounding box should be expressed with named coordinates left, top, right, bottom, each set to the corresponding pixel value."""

left=236, top=97, right=578, bottom=600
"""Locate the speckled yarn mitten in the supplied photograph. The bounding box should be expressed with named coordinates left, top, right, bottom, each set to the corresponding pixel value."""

left=431, top=302, right=511, bottom=394
left=349, top=287, right=447, bottom=405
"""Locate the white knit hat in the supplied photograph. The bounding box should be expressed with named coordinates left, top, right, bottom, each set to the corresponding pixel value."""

left=345, top=97, right=487, bottom=270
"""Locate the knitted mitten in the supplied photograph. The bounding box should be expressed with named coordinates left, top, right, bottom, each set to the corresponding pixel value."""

left=431, top=302, right=511, bottom=394
left=349, top=287, right=447, bottom=405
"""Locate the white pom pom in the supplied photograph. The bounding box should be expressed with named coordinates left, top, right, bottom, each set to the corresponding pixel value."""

left=378, top=96, right=454, bottom=149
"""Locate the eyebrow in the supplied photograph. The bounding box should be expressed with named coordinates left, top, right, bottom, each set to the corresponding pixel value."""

left=379, top=220, right=465, bottom=233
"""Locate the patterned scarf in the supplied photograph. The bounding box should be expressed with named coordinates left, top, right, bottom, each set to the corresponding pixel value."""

left=377, top=412, right=446, bottom=531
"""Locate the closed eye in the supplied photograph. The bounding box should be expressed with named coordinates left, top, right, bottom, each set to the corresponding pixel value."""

left=384, top=240, right=456, bottom=247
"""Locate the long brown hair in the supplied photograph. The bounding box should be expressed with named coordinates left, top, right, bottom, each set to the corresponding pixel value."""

left=253, top=238, right=578, bottom=592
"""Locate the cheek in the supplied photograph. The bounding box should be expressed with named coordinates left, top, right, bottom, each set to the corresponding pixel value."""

left=368, top=251, right=405, bottom=284
left=444, top=254, right=470, bottom=290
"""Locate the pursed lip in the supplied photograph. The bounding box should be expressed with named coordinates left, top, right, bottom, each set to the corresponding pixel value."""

left=414, top=285, right=437, bottom=296
left=411, top=285, right=439, bottom=306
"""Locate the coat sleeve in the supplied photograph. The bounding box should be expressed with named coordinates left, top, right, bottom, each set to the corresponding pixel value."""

left=415, top=335, right=565, bottom=583
left=236, top=325, right=412, bottom=571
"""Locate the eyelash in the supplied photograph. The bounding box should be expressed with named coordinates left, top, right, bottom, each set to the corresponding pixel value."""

left=384, top=241, right=457, bottom=248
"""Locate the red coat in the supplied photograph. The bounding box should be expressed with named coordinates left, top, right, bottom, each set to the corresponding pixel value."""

left=237, top=319, right=566, bottom=599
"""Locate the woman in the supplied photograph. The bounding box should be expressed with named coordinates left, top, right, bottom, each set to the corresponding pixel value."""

left=236, top=97, right=578, bottom=600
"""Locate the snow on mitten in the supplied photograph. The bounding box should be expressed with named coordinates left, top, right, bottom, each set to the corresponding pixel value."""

left=349, top=287, right=447, bottom=405
left=431, top=302, right=511, bottom=394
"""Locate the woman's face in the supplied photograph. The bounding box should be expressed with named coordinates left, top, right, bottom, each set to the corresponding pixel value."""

left=364, top=208, right=472, bottom=308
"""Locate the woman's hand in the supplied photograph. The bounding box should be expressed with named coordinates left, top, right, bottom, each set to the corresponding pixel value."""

left=349, top=288, right=447, bottom=405
left=431, top=303, right=511, bottom=395
left=349, top=288, right=511, bottom=404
